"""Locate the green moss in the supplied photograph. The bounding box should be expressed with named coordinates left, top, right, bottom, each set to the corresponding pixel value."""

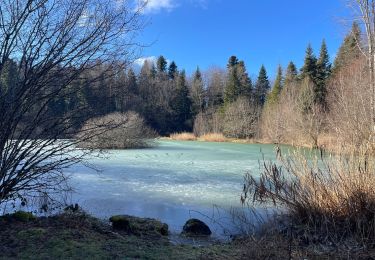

left=1, top=211, right=36, bottom=222
left=109, top=215, right=131, bottom=232
left=17, top=228, right=47, bottom=239
left=109, top=215, right=169, bottom=236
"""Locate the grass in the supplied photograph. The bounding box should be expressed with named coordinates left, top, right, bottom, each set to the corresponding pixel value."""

left=0, top=211, right=250, bottom=260
left=198, top=133, right=227, bottom=142
left=168, top=132, right=263, bottom=145
left=1, top=209, right=375, bottom=258
left=169, top=132, right=197, bottom=141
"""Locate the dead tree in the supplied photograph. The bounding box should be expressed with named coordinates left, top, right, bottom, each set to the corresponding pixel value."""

left=352, top=0, right=375, bottom=133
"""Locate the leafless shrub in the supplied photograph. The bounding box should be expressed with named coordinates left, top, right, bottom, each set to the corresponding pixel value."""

left=223, top=97, right=260, bottom=139
left=78, top=112, right=157, bottom=149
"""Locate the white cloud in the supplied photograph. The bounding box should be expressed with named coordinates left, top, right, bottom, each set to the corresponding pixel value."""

left=138, top=0, right=176, bottom=14
left=134, top=56, right=157, bottom=67
left=134, top=56, right=173, bottom=68
left=135, top=0, right=211, bottom=14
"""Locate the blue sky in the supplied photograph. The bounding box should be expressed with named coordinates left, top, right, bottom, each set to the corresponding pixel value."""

left=136, top=0, right=353, bottom=78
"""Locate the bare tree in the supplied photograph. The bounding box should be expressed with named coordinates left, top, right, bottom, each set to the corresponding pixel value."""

left=328, top=58, right=372, bottom=150
left=261, top=79, right=326, bottom=148
left=0, top=0, right=144, bottom=208
left=223, top=97, right=260, bottom=139
left=351, top=0, right=375, bottom=132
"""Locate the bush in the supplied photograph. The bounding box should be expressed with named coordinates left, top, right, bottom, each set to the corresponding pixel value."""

left=243, top=144, right=375, bottom=245
left=77, top=111, right=157, bottom=149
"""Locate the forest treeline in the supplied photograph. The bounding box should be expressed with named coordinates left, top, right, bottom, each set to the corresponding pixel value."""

left=0, top=22, right=370, bottom=150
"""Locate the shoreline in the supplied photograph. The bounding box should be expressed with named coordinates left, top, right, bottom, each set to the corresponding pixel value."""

left=1, top=210, right=372, bottom=259
left=160, top=135, right=320, bottom=150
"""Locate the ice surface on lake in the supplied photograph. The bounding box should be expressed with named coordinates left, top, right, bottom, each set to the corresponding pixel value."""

left=67, top=140, right=285, bottom=237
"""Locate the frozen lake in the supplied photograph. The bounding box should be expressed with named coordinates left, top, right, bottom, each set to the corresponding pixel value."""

left=66, top=140, right=288, bottom=237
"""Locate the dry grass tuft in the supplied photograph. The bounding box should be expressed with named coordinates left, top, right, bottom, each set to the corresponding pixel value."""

left=169, top=132, right=197, bottom=141
left=198, top=133, right=227, bottom=142
left=243, top=142, right=375, bottom=246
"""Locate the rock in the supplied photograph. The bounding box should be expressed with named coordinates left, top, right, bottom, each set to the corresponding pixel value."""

left=181, top=218, right=211, bottom=236
left=109, top=215, right=168, bottom=236
left=64, top=204, right=80, bottom=212
left=109, top=215, right=132, bottom=232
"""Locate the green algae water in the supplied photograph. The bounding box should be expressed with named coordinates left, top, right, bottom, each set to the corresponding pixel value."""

left=67, top=140, right=295, bottom=237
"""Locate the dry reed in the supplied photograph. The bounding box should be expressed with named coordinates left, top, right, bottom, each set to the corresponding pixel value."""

left=169, top=132, right=197, bottom=141
left=243, top=143, right=375, bottom=246
left=198, top=133, right=227, bottom=142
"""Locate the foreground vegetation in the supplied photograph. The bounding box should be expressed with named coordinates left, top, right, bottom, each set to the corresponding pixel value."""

left=2, top=210, right=375, bottom=259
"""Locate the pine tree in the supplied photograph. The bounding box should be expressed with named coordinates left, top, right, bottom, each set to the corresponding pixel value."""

left=254, top=65, right=270, bottom=106
left=138, top=61, right=156, bottom=116
left=315, top=39, right=331, bottom=106
left=0, top=59, right=19, bottom=99
left=300, top=44, right=317, bottom=82
left=224, top=66, right=240, bottom=104
left=267, top=65, right=283, bottom=105
left=156, top=55, right=167, bottom=73
left=168, top=61, right=178, bottom=79
left=173, top=70, right=192, bottom=131
left=127, top=68, right=138, bottom=95
left=333, top=22, right=362, bottom=72
left=237, top=61, right=252, bottom=99
left=150, top=63, right=157, bottom=79
left=190, top=67, right=205, bottom=116
left=224, top=56, right=244, bottom=104
left=284, top=61, right=298, bottom=87
left=227, top=56, right=239, bottom=68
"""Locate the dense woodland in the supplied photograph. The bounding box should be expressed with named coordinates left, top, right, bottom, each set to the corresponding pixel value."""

left=0, top=21, right=371, bottom=151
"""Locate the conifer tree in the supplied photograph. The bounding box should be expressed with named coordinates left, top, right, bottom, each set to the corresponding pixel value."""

left=127, top=68, right=138, bottom=95
left=224, top=56, right=245, bottom=104
left=315, top=39, right=331, bottom=106
left=173, top=70, right=192, bottom=130
left=168, top=61, right=178, bottom=79
left=254, top=65, right=270, bottom=106
left=267, top=65, right=283, bottom=105
left=227, top=56, right=239, bottom=68
left=333, top=22, right=362, bottom=72
left=224, top=66, right=240, bottom=104
left=300, top=44, right=317, bottom=81
left=0, top=59, right=19, bottom=98
left=284, top=61, right=298, bottom=87
left=156, top=55, right=167, bottom=73
left=190, top=67, right=205, bottom=116
left=237, top=61, right=252, bottom=99
left=138, top=61, right=156, bottom=117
